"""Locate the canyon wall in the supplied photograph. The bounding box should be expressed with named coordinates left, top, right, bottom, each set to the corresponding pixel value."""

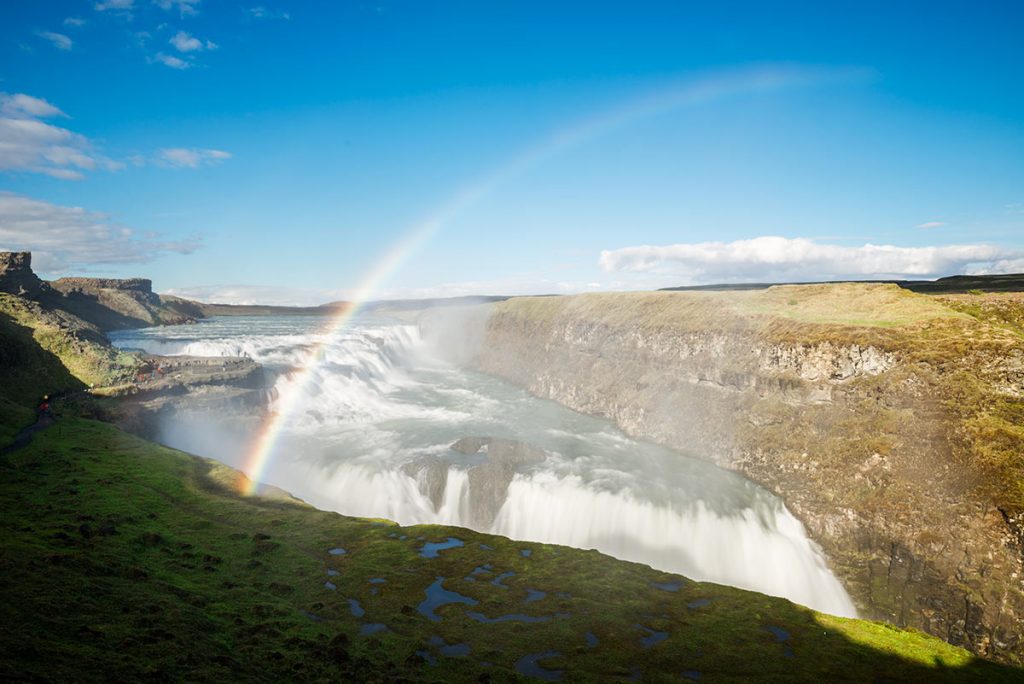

left=471, top=285, right=1024, bottom=664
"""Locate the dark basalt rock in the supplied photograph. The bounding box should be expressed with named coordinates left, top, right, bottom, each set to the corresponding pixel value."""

left=404, top=437, right=548, bottom=528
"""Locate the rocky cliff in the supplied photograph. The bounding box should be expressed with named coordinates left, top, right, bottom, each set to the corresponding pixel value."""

left=0, top=252, right=268, bottom=437
left=0, top=252, right=45, bottom=297
left=0, top=251, right=203, bottom=331
left=470, top=284, right=1024, bottom=664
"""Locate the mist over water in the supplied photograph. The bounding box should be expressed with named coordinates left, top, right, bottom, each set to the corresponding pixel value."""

left=111, top=312, right=857, bottom=617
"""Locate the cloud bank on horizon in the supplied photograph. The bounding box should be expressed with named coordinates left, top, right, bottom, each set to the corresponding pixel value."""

left=600, top=237, right=1024, bottom=284
left=0, top=192, right=198, bottom=273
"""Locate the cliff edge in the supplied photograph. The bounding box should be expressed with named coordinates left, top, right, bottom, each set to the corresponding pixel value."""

left=473, top=284, right=1024, bottom=664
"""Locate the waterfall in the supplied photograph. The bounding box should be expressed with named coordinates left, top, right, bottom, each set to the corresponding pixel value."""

left=112, top=313, right=858, bottom=618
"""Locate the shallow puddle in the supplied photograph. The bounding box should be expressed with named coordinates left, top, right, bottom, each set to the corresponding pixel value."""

left=637, top=625, right=668, bottom=648
left=417, top=576, right=478, bottom=622
left=346, top=598, right=365, bottom=617
left=359, top=623, right=387, bottom=636
left=419, top=537, right=464, bottom=558
left=515, top=651, right=562, bottom=681
left=490, top=571, right=515, bottom=588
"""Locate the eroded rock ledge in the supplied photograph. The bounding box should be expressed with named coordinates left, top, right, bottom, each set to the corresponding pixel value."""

left=465, top=286, right=1024, bottom=664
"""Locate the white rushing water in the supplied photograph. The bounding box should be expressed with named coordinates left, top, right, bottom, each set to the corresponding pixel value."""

left=111, top=312, right=857, bottom=617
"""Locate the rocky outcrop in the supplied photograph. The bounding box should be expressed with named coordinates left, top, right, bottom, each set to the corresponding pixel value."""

left=1, top=251, right=204, bottom=331
left=0, top=252, right=45, bottom=297
left=403, top=437, right=547, bottom=527
left=112, top=355, right=271, bottom=438
left=51, top=277, right=154, bottom=294
left=48, top=276, right=198, bottom=330
left=466, top=288, right=1024, bottom=665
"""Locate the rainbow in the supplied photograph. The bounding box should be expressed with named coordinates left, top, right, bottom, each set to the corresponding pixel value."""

left=238, top=64, right=862, bottom=494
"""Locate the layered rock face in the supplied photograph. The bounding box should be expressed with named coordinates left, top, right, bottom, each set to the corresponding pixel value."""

left=1, top=251, right=200, bottom=331
left=468, top=287, right=1024, bottom=664
left=0, top=252, right=45, bottom=297
left=403, top=437, right=547, bottom=528
left=48, top=276, right=197, bottom=330
left=114, top=355, right=271, bottom=438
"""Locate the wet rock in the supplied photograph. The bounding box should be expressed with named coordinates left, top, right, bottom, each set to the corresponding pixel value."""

left=405, top=437, right=548, bottom=527
left=401, top=456, right=448, bottom=510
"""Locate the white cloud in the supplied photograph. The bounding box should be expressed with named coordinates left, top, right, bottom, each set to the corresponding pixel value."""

left=151, top=52, right=190, bottom=69
left=0, top=93, right=66, bottom=119
left=36, top=31, right=73, bottom=51
left=163, top=284, right=345, bottom=306
left=599, top=236, right=1024, bottom=282
left=0, top=192, right=199, bottom=275
left=916, top=221, right=945, bottom=229
left=966, top=259, right=1024, bottom=275
left=249, top=6, right=290, bottom=20
left=158, top=147, right=231, bottom=168
left=63, top=17, right=87, bottom=27
left=169, top=30, right=215, bottom=52
left=94, top=0, right=134, bottom=11
left=0, top=92, right=121, bottom=180
left=155, top=0, right=201, bottom=16
left=163, top=276, right=594, bottom=307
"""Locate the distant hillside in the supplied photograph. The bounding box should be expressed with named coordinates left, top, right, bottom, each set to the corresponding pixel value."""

left=660, top=272, right=1024, bottom=294
left=0, top=251, right=202, bottom=331
left=184, top=295, right=513, bottom=317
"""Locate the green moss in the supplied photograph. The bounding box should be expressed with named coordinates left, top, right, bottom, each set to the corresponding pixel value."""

left=0, top=417, right=1019, bottom=682
left=0, top=294, right=140, bottom=394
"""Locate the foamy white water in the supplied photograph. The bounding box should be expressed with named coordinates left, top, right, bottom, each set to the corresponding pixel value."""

left=111, top=312, right=857, bottom=617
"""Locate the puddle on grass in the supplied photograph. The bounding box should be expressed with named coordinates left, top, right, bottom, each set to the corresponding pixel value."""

left=515, top=651, right=562, bottom=681
left=682, top=671, right=702, bottom=681
left=359, top=623, right=387, bottom=636
left=524, top=589, right=546, bottom=603
left=328, top=548, right=346, bottom=556
left=324, top=581, right=337, bottom=591
left=585, top=632, right=599, bottom=648
left=416, top=649, right=438, bottom=666
left=490, top=571, right=515, bottom=588
left=346, top=598, right=365, bottom=617
left=419, top=537, right=464, bottom=558
left=520, top=549, right=532, bottom=557
left=468, top=611, right=551, bottom=624
left=440, top=642, right=471, bottom=657
left=479, top=543, right=494, bottom=551
left=326, top=569, right=340, bottom=577
left=417, top=577, right=478, bottom=622
left=369, top=578, right=387, bottom=584
left=650, top=581, right=682, bottom=592
left=687, top=598, right=712, bottom=609
left=637, top=625, right=668, bottom=648
left=765, top=625, right=794, bottom=658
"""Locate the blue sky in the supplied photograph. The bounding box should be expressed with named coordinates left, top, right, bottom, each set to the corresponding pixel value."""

left=1, top=1, right=1022, bottom=304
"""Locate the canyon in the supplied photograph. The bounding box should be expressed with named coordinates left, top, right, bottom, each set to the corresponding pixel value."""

left=470, top=285, right=1024, bottom=664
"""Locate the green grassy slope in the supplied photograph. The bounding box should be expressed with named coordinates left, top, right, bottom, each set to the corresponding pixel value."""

left=2, top=284, right=1022, bottom=680
left=0, top=417, right=1019, bottom=682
